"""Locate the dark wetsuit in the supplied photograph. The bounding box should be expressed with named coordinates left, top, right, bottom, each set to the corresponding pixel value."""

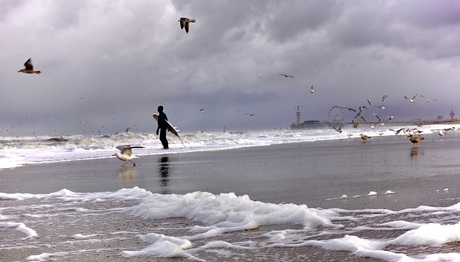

left=157, top=112, right=169, bottom=149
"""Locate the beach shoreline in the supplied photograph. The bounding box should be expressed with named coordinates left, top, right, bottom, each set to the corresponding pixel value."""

left=2, top=133, right=460, bottom=261
left=1, top=133, right=460, bottom=210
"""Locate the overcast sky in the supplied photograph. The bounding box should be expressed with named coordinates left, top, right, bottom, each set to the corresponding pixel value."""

left=1, top=0, right=460, bottom=136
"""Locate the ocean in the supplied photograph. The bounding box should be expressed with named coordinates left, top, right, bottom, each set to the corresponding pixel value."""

left=2, top=123, right=460, bottom=261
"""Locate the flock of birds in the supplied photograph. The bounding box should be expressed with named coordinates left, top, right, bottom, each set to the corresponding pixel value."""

left=275, top=72, right=455, bottom=148
left=330, top=93, right=453, bottom=147
left=16, top=17, right=198, bottom=167
left=16, top=16, right=454, bottom=165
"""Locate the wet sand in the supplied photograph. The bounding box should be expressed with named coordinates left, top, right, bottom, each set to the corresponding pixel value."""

left=2, top=133, right=460, bottom=261
left=2, top=133, right=460, bottom=210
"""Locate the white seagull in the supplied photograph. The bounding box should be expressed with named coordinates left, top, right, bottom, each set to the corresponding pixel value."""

left=112, top=145, right=145, bottom=166
left=310, top=85, right=315, bottom=94
left=404, top=94, right=418, bottom=103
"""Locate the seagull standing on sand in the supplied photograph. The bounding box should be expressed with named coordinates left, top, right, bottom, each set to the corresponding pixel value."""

left=112, top=145, right=145, bottom=166
left=18, top=58, right=41, bottom=74
left=179, top=17, right=196, bottom=33
left=409, top=134, right=424, bottom=147
left=360, top=134, right=371, bottom=141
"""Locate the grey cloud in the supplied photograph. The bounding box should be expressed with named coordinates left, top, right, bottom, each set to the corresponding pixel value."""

left=1, top=1, right=459, bottom=136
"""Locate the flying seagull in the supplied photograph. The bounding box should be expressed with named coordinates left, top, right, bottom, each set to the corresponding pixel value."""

left=279, top=73, right=294, bottom=78
left=333, top=126, right=343, bottom=133
left=404, top=94, right=418, bottom=103
left=18, top=58, right=41, bottom=74
left=309, top=85, right=315, bottom=94
left=420, top=95, right=437, bottom=103
left=179, top=17, right=196, bottom=33
left=112, top=145, right=145, bottom=166
left=246, top=113, right=257, bottom=116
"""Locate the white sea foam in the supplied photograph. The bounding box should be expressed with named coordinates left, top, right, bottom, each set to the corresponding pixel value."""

left=2, top=187, right=460, bottom=261
left=0, top=221, right=37, bottom=238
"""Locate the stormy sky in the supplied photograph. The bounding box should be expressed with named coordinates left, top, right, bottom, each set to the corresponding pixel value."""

left=1, top=0, right=460, bottom=136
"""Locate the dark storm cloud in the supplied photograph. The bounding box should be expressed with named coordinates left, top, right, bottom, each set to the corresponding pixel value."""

left=1, top=1, right=459, bottom=136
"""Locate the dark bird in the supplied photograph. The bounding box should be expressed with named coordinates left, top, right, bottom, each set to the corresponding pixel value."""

left=420, top=95, right=437, bottom=103
left=18, top=58, right=41, bottom=74
left=200, top=109, right=205, bottom=112
left=352, top=120, right=360, bottom=128
left=112, top=145, right=145, bottom=166
left=404, top=94, right=418, bottom=103
left=279, top=74, right=294, bottom=78
left=389, top=128, right=404, bottom=135
left=360, top=134, right=371, bottom=141
left=382, top=95, right=388, bottom=102
left=246, top=113, right=257, bottom=116
left=333, top=126, right=343, bottom=133
left=408, top=134, right=424, bottom=147
left=331, top=106, right=356, bottom=112
left=179, top=17, right=196, bottom=33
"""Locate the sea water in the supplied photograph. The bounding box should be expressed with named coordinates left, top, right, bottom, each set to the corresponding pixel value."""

left=1, top=123, right=456, bottom=170
left=1, top=123, right=460, bottom=261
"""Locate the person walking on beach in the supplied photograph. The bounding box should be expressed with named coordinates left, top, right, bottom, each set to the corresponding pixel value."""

left=156, top=105, right=169, bottom=149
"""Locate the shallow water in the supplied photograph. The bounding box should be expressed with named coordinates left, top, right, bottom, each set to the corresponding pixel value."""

left=2, top=124, right=460, bottom=261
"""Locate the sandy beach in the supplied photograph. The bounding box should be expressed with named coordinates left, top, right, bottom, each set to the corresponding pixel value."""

left=2, top=132, right=460, bottom=261
left=2, top=133, right=459, bottom=209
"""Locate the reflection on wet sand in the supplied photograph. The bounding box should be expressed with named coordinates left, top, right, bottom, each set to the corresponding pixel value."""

left=159, top=156, right=170, bottom=194
left=117, top=167, right=135, bottom=188
left=410, top=147, right=422, bottom=160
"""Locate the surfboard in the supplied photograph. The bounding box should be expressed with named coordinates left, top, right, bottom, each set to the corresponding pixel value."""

left=153, top=113, right=185, bottom=147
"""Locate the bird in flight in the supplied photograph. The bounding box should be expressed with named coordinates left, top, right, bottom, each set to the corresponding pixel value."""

left=200, top=109, right=205, bottom=112
left=420, top=95, right=437, bottom=103
left=309, top=85, right=315, bottom=94
left=389, top=128, right=405, bottom=135
left=112, top=145, right=145, bottom=166
left=333, top=126, right=343, bottom=133
left=279, top=74, right=294, bottom=78
left=404, top=94, right=418, bottom=103
left=246, top=113, right=257, bottom=116
left=18, top=58, right=41, bottom=74
left=382, top=95, right=388, bottom=102
left=179, top=17, right=196, bottom=33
